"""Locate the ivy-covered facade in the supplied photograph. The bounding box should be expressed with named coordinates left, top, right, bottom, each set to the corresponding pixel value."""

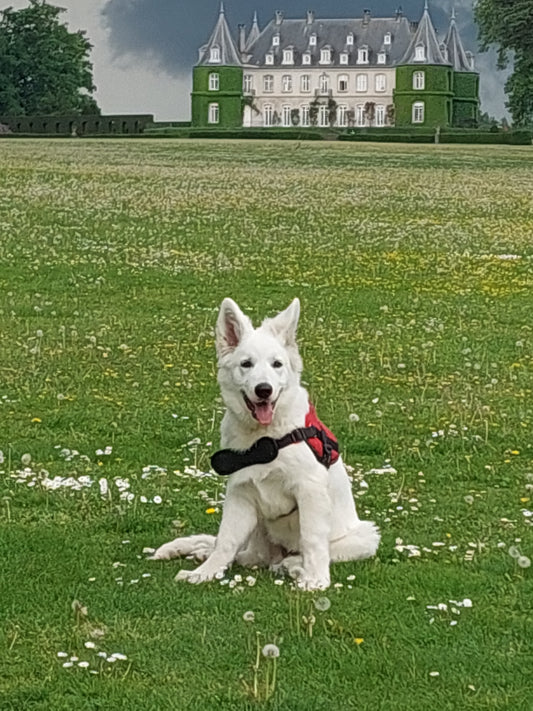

left=191, top=2, right=479, bottom=130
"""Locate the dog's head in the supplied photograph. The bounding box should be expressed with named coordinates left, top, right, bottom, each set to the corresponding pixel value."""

left=215, top=298, right=303, bottom=427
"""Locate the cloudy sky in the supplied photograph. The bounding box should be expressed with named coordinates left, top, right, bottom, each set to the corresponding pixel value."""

left=2, top=0, right=509, bottom=120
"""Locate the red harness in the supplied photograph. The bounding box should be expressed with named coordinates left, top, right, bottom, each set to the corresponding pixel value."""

left=304, top=404, right=340, bottom=467
left=211, top=403, right=340, bottom=476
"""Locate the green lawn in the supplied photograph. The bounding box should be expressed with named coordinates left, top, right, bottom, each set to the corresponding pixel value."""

left=0, top=139, right=532, bottom=710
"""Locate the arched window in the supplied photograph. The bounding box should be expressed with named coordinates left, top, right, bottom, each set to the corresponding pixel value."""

left=412, top=101, right=425, bottom=124
left=208, top=103, right=219, bottom=124
left=413, top=71, right=425, bottom=90
left=264, top=105, right=274, bottom=127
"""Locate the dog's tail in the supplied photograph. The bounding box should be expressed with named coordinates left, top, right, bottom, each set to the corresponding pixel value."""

left=329, top=520, right=381, bottom=562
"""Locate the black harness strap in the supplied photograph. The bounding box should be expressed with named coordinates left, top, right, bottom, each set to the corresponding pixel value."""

left=211, top=426, right=339, bottom=476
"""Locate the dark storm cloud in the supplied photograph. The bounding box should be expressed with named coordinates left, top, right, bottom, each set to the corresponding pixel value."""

left=101, top=0, right=471, bottom=70
left=101, top=0, right=507, bottom=117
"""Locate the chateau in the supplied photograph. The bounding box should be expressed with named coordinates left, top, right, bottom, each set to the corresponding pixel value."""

left=191, top=2, right=479, bottom=130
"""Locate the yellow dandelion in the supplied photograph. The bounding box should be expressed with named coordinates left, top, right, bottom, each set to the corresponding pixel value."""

left=205, top=508, right=216, bottom=515
left=520, top=497, right=530, bottom=503
left=31, top=417, right=42, bottom=423
left=354, top=638, right=364, bottom=645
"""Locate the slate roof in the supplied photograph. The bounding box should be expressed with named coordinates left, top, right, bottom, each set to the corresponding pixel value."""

left=198, top=2, right=241, bottom=67
left=444, top=10, right=473, bottom=72
left=244, top=14, right=414, bottom=67
left=399, top=1, right=450, bottom=65
left=197, top=3, right=476, bottom=71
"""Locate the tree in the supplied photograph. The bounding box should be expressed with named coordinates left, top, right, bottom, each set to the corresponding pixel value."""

left=0, top=0, right=99, bottom=116
left=474, top=0, right=533, bottom=126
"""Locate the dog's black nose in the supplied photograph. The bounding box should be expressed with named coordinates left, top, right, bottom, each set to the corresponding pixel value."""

left=255, top=383, right=273, bottom=400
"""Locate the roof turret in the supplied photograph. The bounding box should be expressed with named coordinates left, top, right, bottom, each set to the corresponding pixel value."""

left=399, top=0, right=449, bottom=65
left=444, top=9, right=474, bottom=71
left=198, top=3, right=241, bottom=66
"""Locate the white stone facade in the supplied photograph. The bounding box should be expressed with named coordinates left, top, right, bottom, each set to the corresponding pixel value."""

left=242, top=67, right=396, bottom=128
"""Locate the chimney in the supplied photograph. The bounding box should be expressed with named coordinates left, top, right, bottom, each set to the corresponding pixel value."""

left=306, top=10, right=315, bottom=25
left=275, top=10, right=284, bottom=25
left=363, top=9, right=371, bottom=26
left=238, top=24, right=246, bottom=53
left=395, top=6, right=403, bottom=21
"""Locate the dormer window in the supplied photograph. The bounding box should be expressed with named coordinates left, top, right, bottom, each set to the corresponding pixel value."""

left=357, top=47, right=369, bottom=64
left=302, top=52, right=311, bottom=65
left=209, top=46, right=221, bottom=63
left=340, top=52, right=349, bottom=65
left=265, top=53, right=274, bottom=65
left=272, top=34, right=280, bottom=47
left=320, top=48, right=331, bottom=64
left=415, top=44, right=426, bottom=61
left=282, top=48, right=294, bottom=65
left=377, top=52, right=387, bottom=65
left=347, top=33, right=354, bottom=46
left=384, top=32, right=391, bottom=45
left=309, top=33, right=317, bottom=46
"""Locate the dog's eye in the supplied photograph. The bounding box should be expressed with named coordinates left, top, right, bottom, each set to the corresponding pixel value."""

left=272, top=360, right=283, bottom=369
left=240, top=359, right=253, bottom=369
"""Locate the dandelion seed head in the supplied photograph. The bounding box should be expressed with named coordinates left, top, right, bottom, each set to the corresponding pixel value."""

left=517, top=555, right=531, bottom=569
left=508, top=545, right=521, bottom=559
left=262, top=644, right=280, bottom=658
left=349, top=413, right=360, bottom=423
left=313, top=596, right=331, bottom=612
left=243, top=611, right=255, bottom=622
left=21, top=453, right=31, bottom=466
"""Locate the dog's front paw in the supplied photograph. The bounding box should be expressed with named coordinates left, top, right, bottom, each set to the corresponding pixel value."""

left=296, top=573, right=331, bottom=591
left=174, top=564, right=226, bottom=584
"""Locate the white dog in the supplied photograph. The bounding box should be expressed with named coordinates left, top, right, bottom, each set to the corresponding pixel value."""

left=151, top=298, right=380, bottom=590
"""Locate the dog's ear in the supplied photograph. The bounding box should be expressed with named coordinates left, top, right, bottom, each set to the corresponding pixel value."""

left=216, top=298, right=253, bottom=357
left=264, top=298, right=300, bottom=346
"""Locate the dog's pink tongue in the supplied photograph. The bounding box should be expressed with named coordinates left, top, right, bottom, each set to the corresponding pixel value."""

left=255, top=402, right=274, bottom=426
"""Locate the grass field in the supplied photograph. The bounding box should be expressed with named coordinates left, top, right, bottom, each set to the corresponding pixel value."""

left=0, top=139, right=532, bottom=710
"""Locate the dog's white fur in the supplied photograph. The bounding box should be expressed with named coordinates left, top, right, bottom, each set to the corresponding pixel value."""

left=151, top=298, right=380, bottom=590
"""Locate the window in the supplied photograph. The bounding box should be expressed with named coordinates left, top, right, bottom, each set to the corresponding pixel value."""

left=347, top=33, right=354, bottom=46
left=338, top=75, right=349, bottom=92
left=210, top=46, right=220, bottom=63
left=415, top=44, right=425, bottom=61
left=309, top=33, right=317, bottom=46
left=282, top=74, right=293, bottom=92
left=243, top=74, right=253, bottom=93
left=384, top=32, right=391, bottom=45
left=265, top=53, right=274, bottom=65
left=300, top=105, right=310, bottom=127
left=273, top=34, right=280, bottom=47
left=375, top=74, right=386, bottom=92
left=302, top=52, right=311, bottom=65
left=301, top=74, right=311, bottom=92
left=356, top=104, right=365, bottom=126
left=412, top=101, right=425, bottom=123
left=264, top=105, right=274, bottom=127
left=357, top=47, right=368, bottom=64
left=318, top=104, right=329, bottom=127
left=340, top=52, right=349, bottom=65
left=356, top=74, right=368, bottom=92
left=377, top=52, right=387, bottom=65
left=263, top=75, right=274, bottom=93
left=282, top=105, right=291, bottom=127
left=337, top=105, right=348, bottom=127
left=320, top=48, right=331, bottom=64
left=208, top=73, right=219, bottom=91
left=208, top=103, right=219, bottom=124
left=376, top=104, right=385, bottom=126
left=413, top=71, right=425, bottom=90
left=319, top=74, right=330, bottom=94
left=283, top=49, right=294, bottom=65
